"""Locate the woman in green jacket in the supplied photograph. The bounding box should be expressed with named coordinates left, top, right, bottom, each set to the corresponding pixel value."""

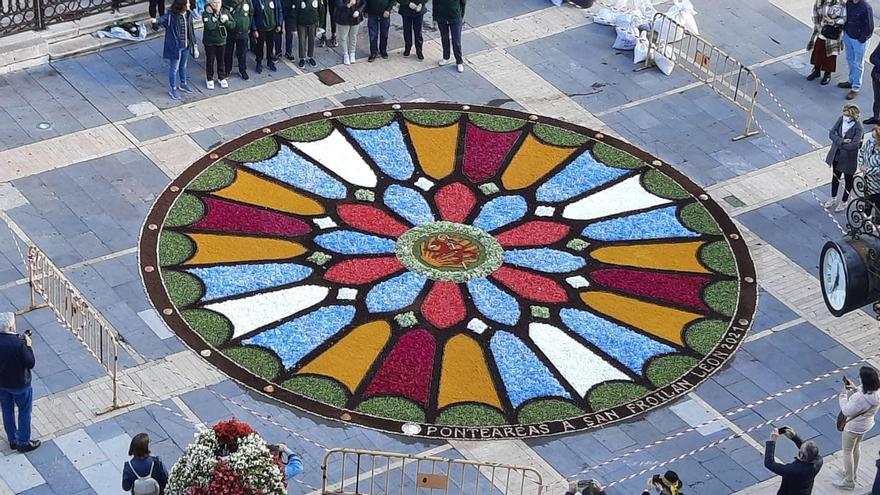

left=202, top=0, right=235, bottom=89
left=433, top=0, right=465, bottom=72
left=294, top=0, right=321, bottom=68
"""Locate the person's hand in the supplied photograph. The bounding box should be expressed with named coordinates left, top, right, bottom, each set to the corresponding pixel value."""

left=24, top=334, right=31, bottom=348
left=220, top=13, right=228, bottom=21
left=567, top=481, right=577, bottom=493
left=845, top=138, right=853, bottom=144
left=253, top=30, right=259, bottom=37
left=645, top=477, right=656, bottom=491
left=276, top=26, right=281, bottom=31
left=408, top=1, right=416, bottom=8
left=769, top=428, right=780, bottom=441
left=383, top=9, right=389, bottom=17
left=352, top=9, right=359, bottom=17
left=194, top=46, right=199, bottom=58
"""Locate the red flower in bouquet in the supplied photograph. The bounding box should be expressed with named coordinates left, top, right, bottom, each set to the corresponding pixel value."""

left=212, top=418, right=255, bottom=453
left=190, top=460, right=255, bottom=495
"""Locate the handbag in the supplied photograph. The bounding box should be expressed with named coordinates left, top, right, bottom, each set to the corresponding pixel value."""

left=822, top=24, right=842, bottom=40
left=837, top=401, right=873, bottom=432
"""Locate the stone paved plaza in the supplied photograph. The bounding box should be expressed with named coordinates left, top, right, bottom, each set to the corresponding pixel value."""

left=3, top=0, right=880, bottom=493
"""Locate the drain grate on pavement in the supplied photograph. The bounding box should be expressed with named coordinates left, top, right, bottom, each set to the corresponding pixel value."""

left=316, top=69, right=345, bottom=86
left=723, top=194, right=747, bottom=207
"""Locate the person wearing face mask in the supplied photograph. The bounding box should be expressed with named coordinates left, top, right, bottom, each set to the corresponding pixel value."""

left=251, top=0, right=283, bottom=73
left=294, top=0, right=321, bottom=68
left=824, top=103, right=865, bottom=212
left=223, top=0, right=254, bottom=80
left=335, top=0, right=366, bottom=65
left=202, top=0, right=235, bottom=89
left=398, top=0, right=426, bottom=59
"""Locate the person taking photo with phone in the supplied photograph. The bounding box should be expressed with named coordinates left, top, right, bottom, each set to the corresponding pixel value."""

left=763, top=425, right=822, bottom=494
left=836, top=367, right=880, bottom=490
left=0, top=312, right=39, bottom=453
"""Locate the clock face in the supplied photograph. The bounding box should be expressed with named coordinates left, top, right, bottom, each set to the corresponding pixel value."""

left=822, top=244, right=847, bottom=311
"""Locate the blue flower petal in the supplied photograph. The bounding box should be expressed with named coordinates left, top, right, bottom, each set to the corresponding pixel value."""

left=503, top=249, right=586, bottom=273
left=383, top=184, right=435, bottom=225
left=245, top=305, right=356, bottom=368
left=366, top=272, right=428, bottom=312
left=348, top=122, right=415, bottom=180
left=490, top=330, right=571, bottom=407
left=314, top=231, right=396, bottom=254
left=471, top=196, right=528, bottom=232
left=187, top=263, right=312, bottom=302
left=536, top=151, right=629, bottom=202
left=467, top=278, right=520, bottom=325
left=582, top=206, right=699, bottom=241
left=246, top=146, right=347, bottom=199
left=560, top=308, right=674, bottom=374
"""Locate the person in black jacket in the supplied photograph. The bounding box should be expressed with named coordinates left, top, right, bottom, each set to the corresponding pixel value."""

left=764, top=427, right=822, bottom=495
left=252, top=0, right=282, bottom=73
left=0, top=312, right=40, bottom=453
left=398, top=0, right=425, bottom=59
left=864, top=44, right=880, bottom=125
left=335, top=0, right=365, bottom=65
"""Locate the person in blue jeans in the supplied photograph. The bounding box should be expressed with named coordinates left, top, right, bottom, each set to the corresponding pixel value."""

left=840, top=0, right=874, bottom=100
left=0, top=312, right=39, bottom=454
left=159, top=0, right=199, bottom=100
left=366, top=0, right=395, bottom=62
left=433, top=0, right=466, bottom=73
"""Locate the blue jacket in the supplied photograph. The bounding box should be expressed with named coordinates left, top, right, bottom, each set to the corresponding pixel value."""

left=122, top=456, right=169, bottom=494
left=764, top=440, right=822, bottom=495
left=282, top=447, right=303, bottom=480
left=845, top=0, right=874, bottom=43
left=159, top=10, right=198, bottom=60
left=0, top=333, right=34, bottom=389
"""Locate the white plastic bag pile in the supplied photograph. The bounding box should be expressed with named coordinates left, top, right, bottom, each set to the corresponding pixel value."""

left=653, top=0, right=698, bottom=43
left=593, top=0, right=656, bottom=51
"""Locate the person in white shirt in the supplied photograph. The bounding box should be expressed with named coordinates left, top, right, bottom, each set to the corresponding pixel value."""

left=835, top=366, right=880, bottom=490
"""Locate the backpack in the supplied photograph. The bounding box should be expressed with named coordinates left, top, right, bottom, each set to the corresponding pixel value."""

left=128, top=460, right=161, bottom=495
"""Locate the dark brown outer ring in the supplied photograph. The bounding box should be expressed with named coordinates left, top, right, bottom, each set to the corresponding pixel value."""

left=138, top=102, right=758, bottom=440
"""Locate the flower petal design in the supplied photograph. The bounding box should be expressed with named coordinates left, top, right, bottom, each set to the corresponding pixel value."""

left=406, top=121, right=459, bottom=180
left=383, top=184, right=435, bottom=226
left=324, top=257, right=405, bottom=285
left=591, top=268, right=711, bottom=311
left=187, top=262, right=312, bottom=302
left=337, top=204, right=410, bottom=237
left=434, top=182, right=476, bottom=223
left=560, top=308, right=675, bottom=374
left=582, top=206, right=699, bottom=241
left=421, top=281, right=467, bottom=329
left=501, top=134, right=579, bottom=190
left=471, top=195, right=528, bottom=233
left=364, top=329, right=436, bottom=406
left=245, top=305, right=356, bottom=368
left=490, top=330, right=571, bottom=407
left=213, top=168, right=325, bottom=216
left=590, top=241, right=710, bottom=273
left=529, top=323, right=630, bottom=397
left=314, top=231, right=396, bottom=255
left=494, top=221, right=571, bottom=247
left=491, top=266, right=568, bottom=303
left=347, top=122, right=415, bottom=180
left=463, top=124, right=520, bottom=182
left=205, top=285, right=330, bottom=339
left=580, top=291, right=702, bottom=346
left=193, top=197, right=311, bottom=237
left=245, top=146, right=347, bottom=199
left=438, top=334, right=503, bottom=409
left=503, top=249, right=586, bottom=273
left=536, top=151, right=629, bottom=202
left=290, top=129, right=377, bottom=187
left=563, top=175, right=670, bottom=220
left=297, top=321, right=392, bottom=391
left=184, top=234, right=306, bottom=265
left=466, top=278, right=520, bottom=325
left=365, top=272, right=428, bottom=313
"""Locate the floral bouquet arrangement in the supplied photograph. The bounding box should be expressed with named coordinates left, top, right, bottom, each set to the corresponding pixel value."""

left=166, top=418, right=286, bottom=495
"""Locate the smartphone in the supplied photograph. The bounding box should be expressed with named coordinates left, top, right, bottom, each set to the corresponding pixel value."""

left=24, top=329, right=32, bottom=337
left=843, top=376, right=853, bottom=386
left=777, top=426, right=789, bottom=435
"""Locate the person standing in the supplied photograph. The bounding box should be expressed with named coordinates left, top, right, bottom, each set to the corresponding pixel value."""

left=268, top=443, right=303, bottom=482
left=252, top=0, right=282, bottom=73
left=763, top=426, right=822, bottom=494
left=398, top=0, right=426, bottom=59
left=318, top=0, right=337, bottom=47
left=149, top=0, right=166, bottom=30
left=294, top=0, right=321, bottom=68
left=824, top=104, right=865, bottom=212
left=335, top=0, right=366, bottom=65
left=864, top=44, right=880, bottom=125
left=835, top=366, right=880, bottom=490
left=202, top=0, right=234, bottom=89
left=159, top=0, right=199, bottom=100
left=277, top=0, right=297, bottom=61
left=0, top=313, right=39, bottom=453
left=122, top=433, right=168, bottom=494
left=840, top=0, right=874, bottom=99
left=807, top=0, right=846, bottom=85
left=433, top=0, right=466, bottom=73
left=223, top=0, right=253, bottom=80
left=366, top=0, right=395, bottom=62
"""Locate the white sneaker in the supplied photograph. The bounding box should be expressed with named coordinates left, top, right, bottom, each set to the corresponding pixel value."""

left=349, top=52, right=356, bottom=64
left=835, top=200, right=848, bottom=212
left=219, top=79, right=228, bottom=89
left=343, top=53, right=351, bottom=65
left=456, top=63, right=464, bottom=73
left=823, top=198, right=838, bottom=209
left=832, top=479, right=855, bottom=490
left=439, top=58, right=451, bottom=66
left=206, top=79, right=215, bottom=90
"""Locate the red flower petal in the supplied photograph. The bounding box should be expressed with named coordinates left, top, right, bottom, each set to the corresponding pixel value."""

left=364, top=329, right=435, bottom=406
left=194, top=197, right=310, bottom=237
left=463, top=124, right=521, bottom=182
left=434, top=182, right=476, bottom=223
left=324, top=257, right=404, bottom=285
left=591, top=268, right=712, bottom=311
left=421, top=281, right=467, bottom=329
left=494, top=221, right=571, bottom=247
left=491, top=266, right=568, bottom=303
left=337, top=204, right=410, bottom=237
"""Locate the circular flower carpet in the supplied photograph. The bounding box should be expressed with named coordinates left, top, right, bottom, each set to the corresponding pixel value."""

left=140, top=104, right=756, bottom=439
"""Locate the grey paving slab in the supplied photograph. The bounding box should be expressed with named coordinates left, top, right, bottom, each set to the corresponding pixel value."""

left=751, top=289, right=799, bottom=332
left=124, top=115, right=175, bottom=142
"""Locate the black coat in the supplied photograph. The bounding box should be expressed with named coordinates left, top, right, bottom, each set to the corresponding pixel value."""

left=764, top=440, right=822, bottom=495
left=826, top=116, right=864, bottom=174
left=335, top=0, right=365, bottom=24
left=0, top=333, right=34, bottom=389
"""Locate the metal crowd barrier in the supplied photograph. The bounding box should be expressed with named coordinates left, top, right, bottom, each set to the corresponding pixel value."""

left=321, top=448, right=545, bottom=495
left=21, top=245, right=132, bottom=415
left=637, top=11, right=761, bottom=141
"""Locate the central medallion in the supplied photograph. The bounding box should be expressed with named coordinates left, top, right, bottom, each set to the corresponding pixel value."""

left=396, top=221, right=503, bottom=282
